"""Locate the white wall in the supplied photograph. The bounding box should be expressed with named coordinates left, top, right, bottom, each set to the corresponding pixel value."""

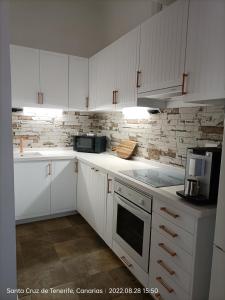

left=9, top=0, right=161, bottom=57
left=0, top=1, right=17, bottom=299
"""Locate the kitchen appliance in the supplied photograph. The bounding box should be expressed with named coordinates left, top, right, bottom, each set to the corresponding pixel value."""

left=209, top=131, right=225, bottom=300
left=73, top=135, right=106, bottom=153
left=177, top=147, right=222, bottom=204
left=120, top=167, right=184, bottom=188
left=113, top=180, right=152, bottom=272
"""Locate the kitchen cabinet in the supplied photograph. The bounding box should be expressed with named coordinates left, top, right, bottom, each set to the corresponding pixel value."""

left=149, top=196, right=216, bottom=300
left=69, top=55, right=89, bottom=110
left=89, top=27, right=139, bottom=111
left=51, top=160, right=77, bottom=214
left=14, top=159, right=77, bottom=221
left=14, top=161, right=51, bottom=220
left=40, top=50, right=69, bottom=109
left=138, top=0, right=188, bottom=97
left=77, top=161, right=107, bottom=240
left=10, top=45, right=40, bottom=107
left=184, top=0, right=225, bottom=103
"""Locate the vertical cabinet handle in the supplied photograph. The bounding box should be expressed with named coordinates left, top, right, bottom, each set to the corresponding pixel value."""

left=37, top=92, right=44, bottom=104
left=112, top=91, right=115, bottom=104
left=74, top=161, right=78, bottom=173
left=114, top=90, right=118, bottom=104
left=85, top=97, right=89, bottom=109
left=47, top=163, right=52, bottom=176
left=107, top=178, right=112, bottom=193
left=156, top=277, right=174, bottom=294
left=182, top=73, right=188, bottom=95
left=136, top=71, right=141, bottom=88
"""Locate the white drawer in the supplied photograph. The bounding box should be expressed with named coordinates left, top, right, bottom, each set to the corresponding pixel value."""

left=150, top=246, right=191, bottom=294
left=149, top=274, right=189, bottom=300
left=152, top=213, right=194, bottom=255
left=112, top=240, right=149, bottom=287
left=151, top=229, right=193, bottom=274
left=153, top=197, right=196, bottom=234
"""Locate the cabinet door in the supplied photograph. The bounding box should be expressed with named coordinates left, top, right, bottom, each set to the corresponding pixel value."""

left=69, top=56, right=88, bottom=110
left=138, top=0, right=188, bottom=94
left=89, top=47, right=116, bottom=111
left=51, top=160, right=77, bottom=214
left=91, top=168, right=107, bottom=239
left=10, top=45, right=40, bottom=107
left=184, top=0, right=225, bottom=102
left=114, top=27, right=140, bottom=109
left=40, top=50, right=69, bottom=109
left=105, top=176, right=114, bottom=248
left=14, top=161, right=51, bottom=220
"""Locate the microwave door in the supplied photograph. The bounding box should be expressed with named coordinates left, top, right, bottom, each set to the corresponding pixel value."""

left=77, top=137, right=95, bottom=152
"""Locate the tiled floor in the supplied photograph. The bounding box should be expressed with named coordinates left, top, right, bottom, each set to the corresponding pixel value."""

left=16, top=214, right=152, bottom=299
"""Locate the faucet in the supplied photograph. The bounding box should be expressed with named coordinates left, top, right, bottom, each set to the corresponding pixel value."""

left=19, top=137, right=25, bottom=156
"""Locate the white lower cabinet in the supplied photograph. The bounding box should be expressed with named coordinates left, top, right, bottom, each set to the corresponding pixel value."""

left=51, top=160, right=77, bottom=214
left=14, top=161, right=51, bottom=220
left=77, top=161, right=107, bottom=240
left=14, top=159, right=77, bottom=221
left=149, top=197, right=216, bottom=300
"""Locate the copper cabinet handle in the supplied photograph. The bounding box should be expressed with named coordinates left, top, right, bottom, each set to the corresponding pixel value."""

left=159, top=225, right=178, bottom=238
left=158, top=243, right=176, bottom=257
left=136, top=71, right=141, bottom=88
left=112, top=91, right=115, bottom=104
left=114, top=90, right=118, bottom=104
left=37, top=92, right=44, bottom=104
left=157, top=259, right=175, bottom=275
left=182, top=73, right=188, bottom=95
left=155, top=293, right=164, bottom=300
left=160, top=207, right=179, bottom=219
left=85, top=97, right=89, bottom=109
left=107, top=178, right=112, bottom=194
left=121, top=256, right=132, bottom=268
left=156, top=277, right=174, bottom=294
left=74, top=160, right=78, bottom=173
left=47, top=163, right=52, bottom=176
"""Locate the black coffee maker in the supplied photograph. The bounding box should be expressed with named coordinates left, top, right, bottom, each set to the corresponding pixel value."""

left=177, top=147, right=222, bottom=205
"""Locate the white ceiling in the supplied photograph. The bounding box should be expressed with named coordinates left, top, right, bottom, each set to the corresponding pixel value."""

left=9, top=0, right=172, bottom=57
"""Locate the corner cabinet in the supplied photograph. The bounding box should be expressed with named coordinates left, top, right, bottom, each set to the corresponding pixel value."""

left=77, top=161, right=107, bottom=240
left=14, top=159, right=77, bottom=221
left=138, top=0, right=188, bottom=96
left=89, top=27, right=140, bottom=111
left=183, top=0, right=225, bottom=103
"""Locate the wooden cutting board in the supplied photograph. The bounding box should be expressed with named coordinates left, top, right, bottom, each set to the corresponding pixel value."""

left=112, top=140, right=137, bottom=159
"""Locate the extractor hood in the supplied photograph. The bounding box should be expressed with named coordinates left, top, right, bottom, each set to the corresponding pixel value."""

left=137, top=85, right=183, bottom=110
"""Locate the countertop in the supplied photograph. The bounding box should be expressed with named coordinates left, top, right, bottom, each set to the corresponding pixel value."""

left=14, top=149, right=216, bottom=218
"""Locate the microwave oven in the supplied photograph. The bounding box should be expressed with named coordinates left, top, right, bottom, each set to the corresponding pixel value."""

left=73, top=135, right=106, bottom=153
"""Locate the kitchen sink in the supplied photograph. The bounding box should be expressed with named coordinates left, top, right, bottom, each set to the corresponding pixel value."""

left=18, top=152, right=43, bottom=157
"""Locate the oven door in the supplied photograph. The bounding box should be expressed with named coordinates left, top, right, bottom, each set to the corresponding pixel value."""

left=113, top=193, right=151, bottom=272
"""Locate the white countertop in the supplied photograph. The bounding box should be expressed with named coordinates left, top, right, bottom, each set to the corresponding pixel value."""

left=14, top=149, right=216, bottom=218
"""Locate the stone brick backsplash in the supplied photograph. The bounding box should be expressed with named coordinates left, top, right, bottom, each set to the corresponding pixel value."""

left=12, top=111, right=93, bottom=149
left=91, top=106, right=225, bottom=167
left=12, top=106, right=224, bottom=167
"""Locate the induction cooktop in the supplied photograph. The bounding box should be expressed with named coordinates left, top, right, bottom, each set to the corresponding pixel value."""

left=120, top=168, right=184, bottom=188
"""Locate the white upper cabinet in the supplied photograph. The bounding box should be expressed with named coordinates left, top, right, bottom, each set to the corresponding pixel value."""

left=89, top=45, right=116, bottom=111
left=69, top=55, right=89, bottom=110
left=138, top=0, right=188, bottom=95
left=184, top=0, right=225, bottom=103
left=114, top=27, right=140, bottom=109
left=40, top=50, right=69, bottom=109
left=10, top=45, right=40, bottom=107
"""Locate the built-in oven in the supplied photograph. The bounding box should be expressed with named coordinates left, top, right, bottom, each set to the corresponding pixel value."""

left=113, top=180, right=152, bottom=273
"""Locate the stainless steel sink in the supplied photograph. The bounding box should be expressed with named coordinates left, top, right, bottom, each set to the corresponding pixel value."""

left=19, top=152, right=43, bottom=157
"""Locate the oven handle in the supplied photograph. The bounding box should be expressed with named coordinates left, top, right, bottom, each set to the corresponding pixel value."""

left=115, top=194, right=151, bottom=220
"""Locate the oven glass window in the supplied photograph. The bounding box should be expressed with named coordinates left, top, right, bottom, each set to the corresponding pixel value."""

left=116, top=204, right=144, bottom=255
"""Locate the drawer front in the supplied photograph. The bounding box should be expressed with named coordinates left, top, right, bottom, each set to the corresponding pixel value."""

left=152, top=213, right=194, bottom=255
left=114, top=180, right=152, bottom=212
left=149, top=274, right=189, bottom=300
left=112, top=241, right=149, bottom=287
left=150, top=246, right=191, bottom=293
left=151, top=229, right=193, bottom=274
left=153, top=198, right=196, bottom=234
